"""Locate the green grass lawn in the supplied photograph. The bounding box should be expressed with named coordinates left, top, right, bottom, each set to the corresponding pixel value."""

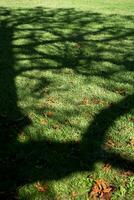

left=0, top=0, right=134, bottom=199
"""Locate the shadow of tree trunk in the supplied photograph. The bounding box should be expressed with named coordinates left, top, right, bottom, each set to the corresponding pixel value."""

left=0, top=14, right=31, bottom=199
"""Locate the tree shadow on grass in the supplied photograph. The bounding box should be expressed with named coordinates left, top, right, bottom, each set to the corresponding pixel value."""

left=0, top=7, right=134, bottom=199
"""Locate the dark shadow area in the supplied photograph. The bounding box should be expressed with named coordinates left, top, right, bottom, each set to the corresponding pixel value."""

left=0, top=7, right=134, bottom=199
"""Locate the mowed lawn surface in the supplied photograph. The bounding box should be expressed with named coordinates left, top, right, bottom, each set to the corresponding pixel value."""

left=0, top=0, right=134, bottom=199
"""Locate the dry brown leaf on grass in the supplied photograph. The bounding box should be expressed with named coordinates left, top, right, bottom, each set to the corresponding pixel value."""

left=35, top=181, right=48, bottom=192
left=46, top=111, right=54, bottom=118
left=71, top=191, right=78, bottom=198
left=91, top=98, right=108, bottom=106
left=91, top=98, right=101, bottom=105
left=105, top=139, right=115, bottom=148
left=40, top=118, right=48, bottom=125
left=103, top=164, right=111, bottom=172
left=52, top=124, right=61, bottom=129
left=89, top=179, right=114, bottom=200
left=129, top=117, right=134, bottom=123
left=128, top=138, right=134, bottom=147
left=43, top=111, right=54, bottom=118
left=81, top=97, right=90, bottom=105
left=114, top=88, right=126, bottom=96
left=122, top=170, right=134, bottom=176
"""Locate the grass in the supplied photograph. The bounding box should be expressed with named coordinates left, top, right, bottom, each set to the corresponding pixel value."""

left=0, top=0, right=134, bottom=199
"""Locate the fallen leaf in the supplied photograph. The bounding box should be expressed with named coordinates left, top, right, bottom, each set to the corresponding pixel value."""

left=91, top=98, right=101, bottom=105
left=89, top=179, right=114, bottom=200
left=122, top=170, right=134, bottom=176
left=115, top=88, right=126, bottom=96
left=35, top=181, right=48, bottom=192
left=44, top=111, right=54, bottom=118
left=103, top=163, right=111, bottom=172
left=81, top=97, right=89, bottom=105
left=129, top=117, right=134, bottom=123
left=128, top=138, right=134, bottom=147
left=71, top=191, right=77, bottom=198
left=52, top=124, right=60, bottom=129
left=105, top=139, right=115, bottom=148
left=40, top=118, right=48, bottom=125
left=101, top=192, right=111, bottom=200
left=91, top=98, right=108, bottom=106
